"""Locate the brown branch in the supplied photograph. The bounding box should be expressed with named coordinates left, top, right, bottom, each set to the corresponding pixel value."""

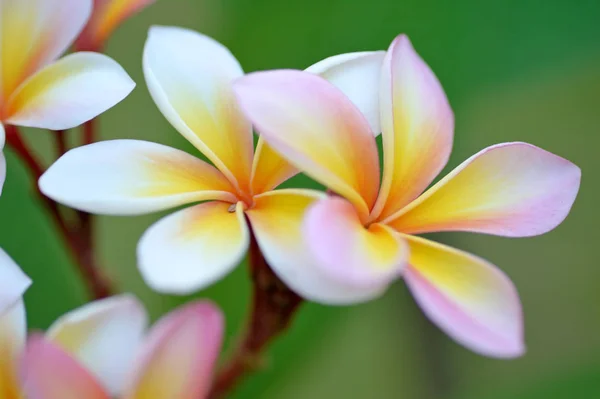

left=5, top=124, right=112, bottom=300
left=208, top=224, right=304, bottom=398
left=55, top=130, right=68, bottom=156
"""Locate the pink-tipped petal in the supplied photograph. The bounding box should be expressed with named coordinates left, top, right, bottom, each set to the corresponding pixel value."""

left=387, top=142, right=581, bottom=237
left=246, top=189, right=389, bottom=304
left=403, top=235, right=524, bottom=358
left=0, top=248, right=31, bottom=315
left=0, top=0, right=92, bottom=101
left=372, top=34, right=454, bottom=220
left=235, top=70, right=380, bottom=220
left=40, top=140, right=236, bottom=215
left=306, top=51, right=386, bottom=134
left=125, top=301, right=224, bottom=399
left=137, top=201, right=250, bottom=295
left=20, top=335, right=110, bottom=399
left=144, top=26, right=253, bottom=193
left=304, top=196, right=408, bottom=287
left=5, top=52, right=135, bottom=130
left=77, top=0, right=156, bottom=50
left=0, top=300, right=27, bottom=397
left=46, top=295, right=148, bottom=396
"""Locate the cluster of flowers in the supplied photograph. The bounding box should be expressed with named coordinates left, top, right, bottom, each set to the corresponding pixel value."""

left=0, top=0, right=581, bottom=397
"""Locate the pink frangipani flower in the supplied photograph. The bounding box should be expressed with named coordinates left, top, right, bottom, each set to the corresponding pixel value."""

left=0, top=0, right=135, bottom=192
left=39, top=26, right=389, bottom=303
left=20, top=299, right=223, bottom=399
left=232, top=35, right=581, bottom=357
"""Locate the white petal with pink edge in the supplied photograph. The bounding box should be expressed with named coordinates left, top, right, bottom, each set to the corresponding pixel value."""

left=304, top=196, right=408, bottom=287
left=234, top=70, right=380, bottom=220
left=46, top=295, right=148, bottom=396
left=137, top=201, right=249, bottom=295
left=372, top=34, right=454, bottom=220
left=306, top=51, right=385, bottom=134
left=246, top=190, right=390, bottom=304
left=5, top=52, right=135, bottom=130
left=39, top=140, right=237, bottom=216
left=387, top=142, right=581, bottom=237
left=402, top=234, right=524, bottom=358
left=124, top=301, right=224, bottom=399
left=20, top=335, right=110, bottom=399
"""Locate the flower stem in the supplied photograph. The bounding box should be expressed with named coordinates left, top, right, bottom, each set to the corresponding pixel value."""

left=208, top=225, right=303, bottom=398
left=55, top=130, right=68, bottom=156
left=5, top=124, right=112, bottom=300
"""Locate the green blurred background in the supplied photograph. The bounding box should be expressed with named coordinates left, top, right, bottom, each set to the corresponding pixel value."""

left=3, top=0, right=599, bottom=397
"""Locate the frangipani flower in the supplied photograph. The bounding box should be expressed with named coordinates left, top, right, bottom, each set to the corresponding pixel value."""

left=0, top=293, right=147, bottom=397
left=233, top=35, right=581, bottom=357
left=76, top=0, right=156, bottom=51
left=40, top=26, right=388, bottom=303
left=20, top=299, right=223, bottom=399
left=0, top=0, right=135, bottom=191
left=0, top=248, right=31, bottom=314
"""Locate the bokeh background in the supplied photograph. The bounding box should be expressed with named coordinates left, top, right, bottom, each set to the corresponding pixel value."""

left=3, top=0, right=599, bottom=397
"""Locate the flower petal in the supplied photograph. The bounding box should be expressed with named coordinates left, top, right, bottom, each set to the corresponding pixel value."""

left=46, top=295, right=148, bottom=396
left=40, top=140, right=236, bottom=215
left=371, top=35, right=454, bottom=220
left=306, top=51, right=385, bottom=135
left=0, top=300, right=26, bottom=398
left=402, top=235, right=524, bottom=358
left=0, top=0, right=92, bottom=100
left=235, top=70, right=380, bottom=220
left=0, top=248, right=31, bottom=315
left=125, top=301, right=223, bottom=399
left=144, top=26, right=253, bottom=194
left=138, top=201, right=250, bottom=294
left=250, top=137, right=298, bottom=194
left=246, top=190, right=389, bottom=304
left=5, top=52, right=135, bottom=130
left=304, top=196, right=408, bottom=287
left=386, top=142, right=581, bottom=237
left=20, top=335, right=110, bottom=399
left=77, top=0, right=156, bottom=50
left=0, top=151, right=5, bottom=196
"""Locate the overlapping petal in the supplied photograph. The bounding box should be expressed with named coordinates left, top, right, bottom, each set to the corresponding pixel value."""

left=0, top=249, right=31, bottom=314
left=137, top=201, right=249, bottom=294
left=246, top=190, right=388, bottom=304
left=39, top=140, right=237, bottom=215
left=304, top=196, right=408, bottom=287
left=20, top=335, right=110, bottom=399
left=402, top=235, right=524, bottom=357
left=78, top=0, right=156, bottom=50
left=46, top=295, right=148, bottom=396
left=144, top=26, right=253, bottom=193
left=386, top=142, right=581, bottom=237
left=124, top=301, right=223, bottom=399
left=235, top=70, right=380, bottom=220
left=306, top=51, right=385, bottom=134
left=372, top=35, right=454, bottom=220
left=250, top=138, right=298, bottom=194
left=0, top=300, right=26, bottom=398
left=0, top=0, right=92, bottom=101
left=5, top=52, right=135, bottom=130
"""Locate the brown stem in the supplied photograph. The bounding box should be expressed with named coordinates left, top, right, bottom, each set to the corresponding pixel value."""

left=83, top=119, right=96, bottom=145
left=5, top=125, right=112, bottom=300
left=208, top=225, right=303, bottom=398
left=55, top=130, right=68, bottom=156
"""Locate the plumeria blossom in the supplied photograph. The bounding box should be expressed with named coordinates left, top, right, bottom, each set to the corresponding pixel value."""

left=0, top=292, right=148, bottom=396
left=76, top=0, right=157, bottom=51
left=233, top=34, right=581, bottom=357
left=0, top=0, right=135, bottom=192
left=20, top=299, right=223, bottom=399
left=39, top=26, right=389, bottom=303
